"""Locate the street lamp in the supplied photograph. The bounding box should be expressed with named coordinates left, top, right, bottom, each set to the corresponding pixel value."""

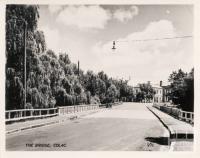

left=112, top=41, right=116, bottom=50
left=6, top=17, right=27, bottom=109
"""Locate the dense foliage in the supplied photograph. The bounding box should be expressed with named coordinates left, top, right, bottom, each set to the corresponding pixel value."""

left=6, top=5, right=194, bottom=111
left=6, top=5, right=136, bottom=110
left=168, top=68, right=194, bottom=112
left=136, top=83, right=155, bottom=102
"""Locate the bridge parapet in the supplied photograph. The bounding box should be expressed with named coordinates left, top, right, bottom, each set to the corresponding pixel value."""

left=58, top=104, right=99, bottom=115
left=5, top=104, right=99, bottom=123
left=153, top=103, right=194, bottom=124
left=5, top=108, right=58, bottom=123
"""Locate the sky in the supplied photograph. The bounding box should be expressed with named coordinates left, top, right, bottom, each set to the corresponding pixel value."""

left=38, top=5, right=193, bottom=86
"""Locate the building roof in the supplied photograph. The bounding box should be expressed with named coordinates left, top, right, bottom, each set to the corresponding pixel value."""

left=133, top=81, right=170, bottom=89
left=133, top=84, right=140, bottom=88
left=152, top=84, right=162, bottom=89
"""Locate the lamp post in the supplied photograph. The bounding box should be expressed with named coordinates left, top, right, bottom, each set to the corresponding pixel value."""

left=24, top=20, right=27, bottom=109
left=7, top=17, right=27, bottom=109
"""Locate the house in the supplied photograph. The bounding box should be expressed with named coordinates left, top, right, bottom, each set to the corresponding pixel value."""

left=162, top=85, right=171, bottom=102
left=133, top=80, right=171, bottom=103
left=152, top=81, right=163, bottom=103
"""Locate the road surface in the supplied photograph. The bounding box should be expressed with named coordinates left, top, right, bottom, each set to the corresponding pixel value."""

left=6, top=103, right=169, bottom=151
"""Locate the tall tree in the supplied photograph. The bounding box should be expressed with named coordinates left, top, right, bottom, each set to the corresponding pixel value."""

left=6, top=5, right=40, bottom=109
left=138, top=83, right=155, bottom=102
left=168, top=68, right=194, bottom=111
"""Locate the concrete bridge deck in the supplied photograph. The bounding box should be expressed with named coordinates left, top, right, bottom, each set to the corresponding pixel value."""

left=6, top=103, right=193, bottom=151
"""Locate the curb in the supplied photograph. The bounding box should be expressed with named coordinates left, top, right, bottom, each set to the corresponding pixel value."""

left=148, top=106, right=194, bottom=137
left=146, top=105, right=172, bottom=151
left=146, top=105, right=172, bottom=136
left=146, top=106, right=194, bottom=151
left=6, top=109, right=100, bottom=135
left=6, top=120, right=62, bottom=134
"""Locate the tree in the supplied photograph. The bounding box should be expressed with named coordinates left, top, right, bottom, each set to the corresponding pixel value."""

left=54, top=87, right=67, bottom=107
left=6, top=68, right=24, bottom=110
left=46, top=49, right=57, bottom=59
left=106, top=84, right=118, bottom=103
left=6, top=5, right=44, bottom=110
left=139, top=83, right=155, bottom=102
left=59, top=53, right=71, bottom=66
left=6, top=5, right=142, bottom=110
left=168, top=68, right=194, bottom=111
left=6, top=5, right=40, bottom=73
left=34, top=30, right=46, bottom=54
left=136, top=92, right=145, bottom=102
left=62, top=77, right=72, bottom=94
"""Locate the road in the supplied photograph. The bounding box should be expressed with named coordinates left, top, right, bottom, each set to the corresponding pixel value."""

left=6, top=103, right=169, bottom=151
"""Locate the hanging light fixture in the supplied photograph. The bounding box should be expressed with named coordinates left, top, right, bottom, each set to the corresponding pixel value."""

left=112, top=41, right=116, bottom=50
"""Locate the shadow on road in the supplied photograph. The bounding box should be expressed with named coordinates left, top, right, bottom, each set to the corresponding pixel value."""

left=145, top=137, right=169, bottom=145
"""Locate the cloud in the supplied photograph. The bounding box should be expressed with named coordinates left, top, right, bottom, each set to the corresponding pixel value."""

left=56, top=5, right=111, bottom=29
left=166, top=10, right=171, bottom=14
left=91, top=20, right=191, bottom=84
left=113, top=6, right=139, bottom=22
left=40, top=26, right=62, bottom=54
left=55, top=5, right=139, bottom=30
left=48, top=5, right=62, bottom=14
left=93, top=20, right=179, bottom=56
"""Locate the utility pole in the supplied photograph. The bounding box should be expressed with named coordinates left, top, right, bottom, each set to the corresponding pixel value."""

left=78, top=60, right=80, bottom=76
left=24, top=21, right=27, bottom=109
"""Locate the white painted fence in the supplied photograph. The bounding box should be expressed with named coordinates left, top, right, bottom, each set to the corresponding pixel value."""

left=5, top=108, right=58, bottom=122
left=5, top=102, right=124, bottom=122
left=179, top=110, right=194, bottom=124
left=153, top=103, right=194, bottom=124
left=5, top=104, right=99, bottom=122
left=58, top=104, right=99, bottom=115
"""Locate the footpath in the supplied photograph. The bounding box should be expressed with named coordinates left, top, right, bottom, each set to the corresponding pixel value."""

left=147, top=105, right=193, bottom=151
left=6, top=109, right=102, bottom=135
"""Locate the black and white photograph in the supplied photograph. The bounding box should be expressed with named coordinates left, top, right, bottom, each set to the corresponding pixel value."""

left=2, top=1, right=197, bottom=153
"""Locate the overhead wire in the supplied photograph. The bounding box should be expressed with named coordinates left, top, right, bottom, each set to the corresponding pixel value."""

left=115, top=35, right=193, bottom=43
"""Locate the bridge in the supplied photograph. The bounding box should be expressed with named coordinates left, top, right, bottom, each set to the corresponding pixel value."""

left=6, top=103, right=193, bottom=151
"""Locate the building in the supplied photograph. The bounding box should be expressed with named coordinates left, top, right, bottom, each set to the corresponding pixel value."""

left=162, top=85, right=171, bottom=102
left=152, top=81, right=163, bottom=103
left=133, top=80, right=171, bottom=103
left=133, top=84, right=141, bottom=94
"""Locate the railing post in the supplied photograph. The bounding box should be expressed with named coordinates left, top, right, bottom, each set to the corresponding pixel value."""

left=179, top=110, right=182, bottom=120
left=30, top=110, right=33, bottom=117
left=20, top=110, right=22, bottom=117
left=186, top=112, right=188, bottom=122
left=8, top=112, right=10, bottom=119
left=192, top=113, right=194, bottom=123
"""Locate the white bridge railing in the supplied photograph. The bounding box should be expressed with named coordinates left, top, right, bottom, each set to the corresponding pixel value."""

left=179, top=110, right=194, bottom=124
left=58, top=104, right=99, bottom=115
left=153, top=103, right=194, bottom=124
left=5, top=104, right=99, bottom=122
left=5, top=108, right=58, bottom=122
